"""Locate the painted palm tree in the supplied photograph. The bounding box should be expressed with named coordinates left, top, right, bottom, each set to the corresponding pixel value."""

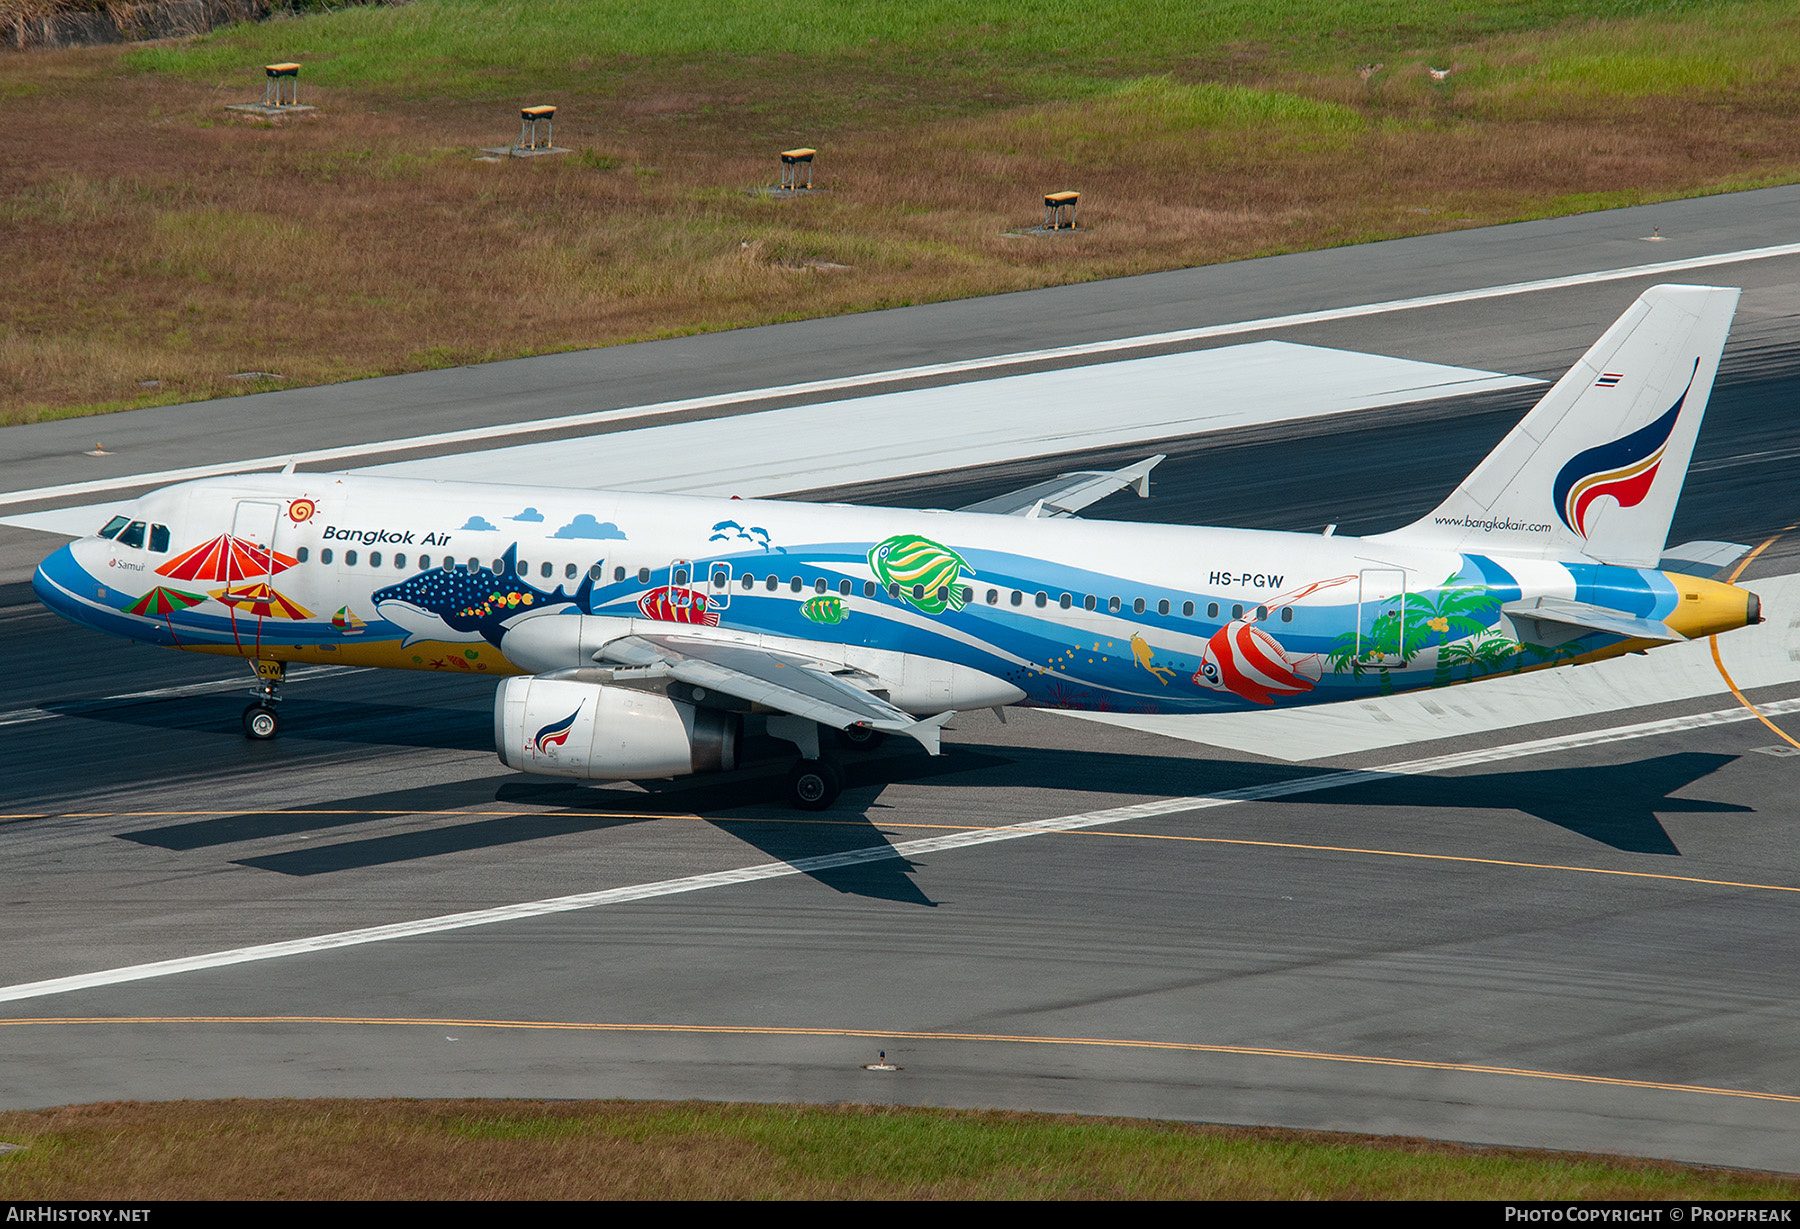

left=1404, top=578, right=1503, bottom=688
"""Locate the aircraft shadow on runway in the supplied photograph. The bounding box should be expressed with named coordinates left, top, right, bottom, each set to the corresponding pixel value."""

left=117, top=745, right=1003, bottom=905
left=109, top=742, right=1742, bottom=917
left=43, top=695, right=496, bottom=751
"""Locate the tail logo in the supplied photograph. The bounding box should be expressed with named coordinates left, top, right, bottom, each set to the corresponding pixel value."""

left=1552, top=360, right=1697, bottom=538
left=532, top=707, right=582, bottom=755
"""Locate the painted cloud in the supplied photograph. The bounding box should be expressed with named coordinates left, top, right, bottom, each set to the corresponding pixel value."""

left=551, top=515, right=628, bottom=540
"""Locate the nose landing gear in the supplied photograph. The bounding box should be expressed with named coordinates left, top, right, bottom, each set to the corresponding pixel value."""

left=243, top=658, right=285, bottom=740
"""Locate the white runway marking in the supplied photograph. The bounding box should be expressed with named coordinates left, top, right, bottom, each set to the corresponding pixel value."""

left=359, top=341, right=1533, bottom=494
left=4, top=239, right=1797, bottom=514
left=1070, top=572, right=1800, bottom=760
left=2, top=692, right=1794, bottom=1006
left=4, top=341, right=1532, bottom=535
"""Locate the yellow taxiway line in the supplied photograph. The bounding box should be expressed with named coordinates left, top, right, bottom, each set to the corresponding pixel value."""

left=1, top=1014, right=1796, bottom=1106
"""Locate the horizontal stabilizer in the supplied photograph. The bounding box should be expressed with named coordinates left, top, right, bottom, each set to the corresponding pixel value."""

left=1501, top=596, right=1685, bottom=647
left=1658, top=540, right=1750, bottom=578
left=960, top=454, right=1164, bottom=519
left=595, top=634, right=948, bottom=753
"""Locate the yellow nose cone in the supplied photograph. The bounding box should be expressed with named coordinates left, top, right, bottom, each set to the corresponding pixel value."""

left=1660, top=573, right=1762, bottom=639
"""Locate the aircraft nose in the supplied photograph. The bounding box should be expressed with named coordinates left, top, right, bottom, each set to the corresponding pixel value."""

left=33, top=542, right=91, bottom=624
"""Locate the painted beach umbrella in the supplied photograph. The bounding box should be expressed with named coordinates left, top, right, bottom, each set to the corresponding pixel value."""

left=157, top=534, right=297, bottom=583
left=212, top=582, right=314, bottom=621
left=121, top=585, right=207, bottom=618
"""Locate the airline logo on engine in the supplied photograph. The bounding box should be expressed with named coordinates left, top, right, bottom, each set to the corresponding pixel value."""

left=532, top=707, right=582, bottom=757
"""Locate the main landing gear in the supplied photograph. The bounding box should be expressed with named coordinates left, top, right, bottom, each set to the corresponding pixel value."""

left=785, top=757, right=843, bottom=811
left=243, top=658, right=285, bottom=741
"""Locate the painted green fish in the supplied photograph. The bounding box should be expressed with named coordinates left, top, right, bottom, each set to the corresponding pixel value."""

left=800, top=595, right=849, bottom=625
left=868, top=533, right=974, bottom=615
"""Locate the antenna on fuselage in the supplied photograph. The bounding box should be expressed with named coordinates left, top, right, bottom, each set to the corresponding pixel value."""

left=280, top=458, right=297, bottom=475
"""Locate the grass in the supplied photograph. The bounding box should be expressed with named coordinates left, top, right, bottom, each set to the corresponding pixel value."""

left=0, top=1099, right=1796, bottom=1199
left=1, top=0, right=1798, bottom=423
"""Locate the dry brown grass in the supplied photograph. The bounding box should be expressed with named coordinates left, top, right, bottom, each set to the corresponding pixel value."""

left=1, top=1098, right=1797, bottom=1199
left=1, top=6, right=1798, bottom=424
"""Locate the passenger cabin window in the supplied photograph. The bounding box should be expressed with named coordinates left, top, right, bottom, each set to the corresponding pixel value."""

left=913, top=585, right=926, bottom=602
left=767, top=577, right=779, bottom=592
left=838, top=579, right=852, bottom=596
left=148, top=524, right=170, bottom=553
left=1133, top=598, right=1146, bottom=614
left=370, top=552, right=383, bottom=568
left=394, top=554, right=406, bottom=569
left=1281, top=606, right=1294, bottom=623
left=815, top=579, right=828, bottom=594
left=637, top=568, right=651, bottom=584
left=742, top=574, right=756, bottom=589
left=1256, top=606, right=1269, bottom=620
left=322, top=548, right=334, bottom=565
left=491, top=558, right=504, bottom=574
left=791, top=577, right=804, bottom=592
left=1183, top=601, right=1194, bottom=617
left=864, top=581, right=878, bottom=597
left=1207, top=602, right=1219, bottom=619
left=564, top=563, right=576, bottom=580
left=1232, top=604, right=1244, bottom=619
left=1035, top=592, right=1048, bottom=608
left=1060, top=593, right=1072, bottom=610
left=1010, top=591, right=1022, bottom=607
left=541, top=562, right=553, bottom=579
left=296, top=547, right=310, bottom=563
left=419, top=555, right=430, bottom=569
left=1157, top=599, right=1170, bottom=616
left=346, top=550, right=359, bottom=566
left=1084, top=595, right=1096, bottom=611
left=467, top=557, right=480, bottom=570
left=98, top=516, right=129, bottom=539
left=614, top=567, right=625, bottom=582
left=117, top=521, right=146, bottom=549
left=1108, top=596, right=1122, bottom=613
left=674, top=568, right=689, bottom=585
left=986, top=589, right=998, bottom=605
left=590, top=563, right=605, bottom=582
left=716, top=570, right=732, bottom=588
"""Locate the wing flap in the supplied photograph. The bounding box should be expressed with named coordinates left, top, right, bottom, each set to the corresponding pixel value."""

left=596, top=634, right=950, bottom=753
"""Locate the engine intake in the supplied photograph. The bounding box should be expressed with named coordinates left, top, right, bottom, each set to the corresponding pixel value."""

left=495, top=678, right=738, bottom=780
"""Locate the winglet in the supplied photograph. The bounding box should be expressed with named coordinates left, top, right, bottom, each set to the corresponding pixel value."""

left=902, top=710, right=957, bottom=756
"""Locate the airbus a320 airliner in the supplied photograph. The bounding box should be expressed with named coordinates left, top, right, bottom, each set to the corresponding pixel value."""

left=34, top=285, right=1763, bottom=808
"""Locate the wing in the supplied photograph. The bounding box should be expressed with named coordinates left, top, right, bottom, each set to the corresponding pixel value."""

left=595, top=633, right=954, bottom=754
left=957, top=454, right=1164, bottom=519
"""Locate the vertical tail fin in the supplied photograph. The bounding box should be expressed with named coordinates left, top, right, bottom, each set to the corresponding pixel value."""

left=1379, top=284, right=1738, bottom=566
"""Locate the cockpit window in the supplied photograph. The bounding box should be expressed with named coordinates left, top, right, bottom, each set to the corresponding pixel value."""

left=98, top=516, right=130, bottom=540
left=117, top=521, right=147, bottom=549
left=149, top=524, right=170, bottom=553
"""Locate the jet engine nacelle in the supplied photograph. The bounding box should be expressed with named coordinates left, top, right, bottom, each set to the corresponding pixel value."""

left=494, top=677, right=738, bottom=780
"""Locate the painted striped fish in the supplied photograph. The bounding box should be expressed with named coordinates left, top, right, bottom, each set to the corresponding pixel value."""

left=800, top=595, right=849, bottom=625
left=637, top=585, right=721, bottom=627
left=1189, top=576, right=1353, bottom=706
left=867, top=534, right=974, bottom=615
left=1193, top=621, right=1321, bottom=706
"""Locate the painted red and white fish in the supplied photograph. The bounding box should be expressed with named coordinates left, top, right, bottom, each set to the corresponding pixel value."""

left=1192, top=576, right=1354, bottom=706
left=637, top=585, right=721, bottom=627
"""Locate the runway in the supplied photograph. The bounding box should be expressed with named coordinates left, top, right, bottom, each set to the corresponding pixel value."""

left=2, top=187, right=1800, bottom=1171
